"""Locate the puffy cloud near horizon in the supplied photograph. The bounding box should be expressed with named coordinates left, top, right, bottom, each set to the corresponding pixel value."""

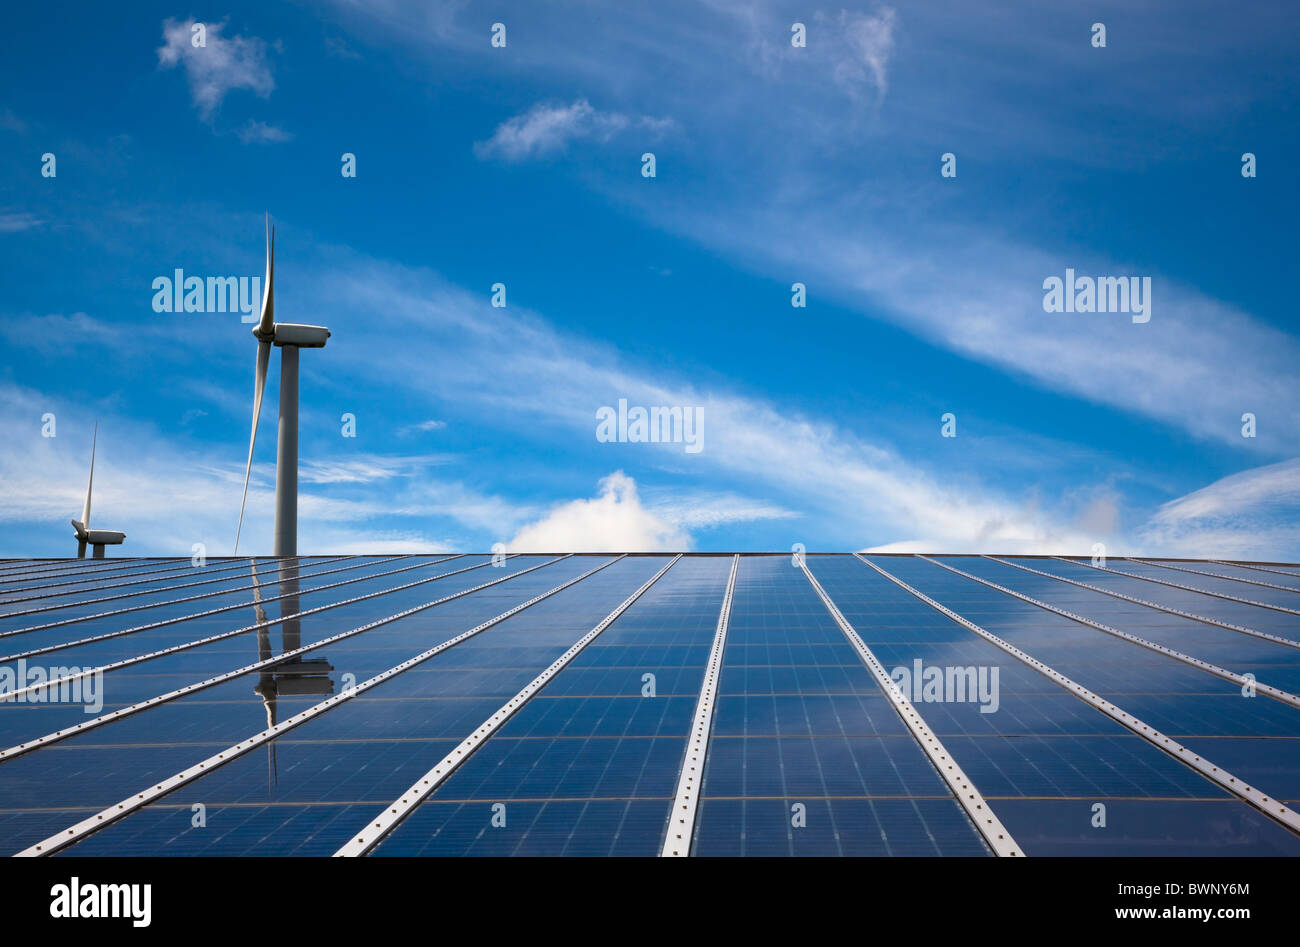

left=508, top=471, right=690, bottom=552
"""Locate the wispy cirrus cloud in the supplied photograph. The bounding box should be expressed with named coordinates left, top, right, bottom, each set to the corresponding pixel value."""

left=0, top=312, right=123, bottom=353
left=0, top=108, right=27, bottom=134
left=236, top=120, right=293, bottom=144
left=305, top=252, right=1126, bottom=554
left=400, top=419, right=447, bottom=435
left=1137, top=458, right=1300, bottom=559
left=157, top=17, right=276, bottom=121
left=299, top=454, right=451, bottom=484
left=474, top=99, right=672, bottom=162
left=0, top=212, right=42, bottom=233
left=826, top=6, right=898, bottom=100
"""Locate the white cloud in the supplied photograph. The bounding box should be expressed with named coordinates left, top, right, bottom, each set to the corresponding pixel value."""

left=0, top=211, right=41, bottom=233
left=0, top=108, right=27, bottom=134
left=474, top=99, right=670, bottom=162
left=157, top=18, right=275, bottom=120
left=648, top=491, right=799, bottom=531
left=0, top=380, right=528, bottom=556
left=299, top=454, right=448, bottom=484
left=508, top=471, right=690, bottom=551
left=656, top=201, right=1300, bottom=454
left=236, top=120, right=293, bottom=144
left=307, top=256, right=1119, bottom=553
left=401, top=419, right=447, bottom=434
left=319, top=0, right=1299, bottom=455
left=1137, top=458, right=1300, bottom=560
left=827, top=7, right=897, bottom=100
left=0, top=312, right=122, bottom=353
left=306, top=529, right=455, bottom=555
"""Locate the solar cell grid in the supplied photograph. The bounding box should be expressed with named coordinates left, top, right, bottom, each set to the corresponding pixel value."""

left=692, top=556, right=991, bottom=856
left=0, top=553, right=1297, bottom=858
left=39, top=556, right=668, bottom=856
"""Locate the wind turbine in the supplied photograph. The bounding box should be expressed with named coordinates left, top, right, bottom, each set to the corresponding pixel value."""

left=235, top=216, right=331, bottom=557
left=70, top=423, right=126, bottom=558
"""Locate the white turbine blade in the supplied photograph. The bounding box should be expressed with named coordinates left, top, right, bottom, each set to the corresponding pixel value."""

left=81, top=422, right=97, bottom=528
left=257, top=214, right=275, bottom=337
left=235, top=340, right=271, bottom=553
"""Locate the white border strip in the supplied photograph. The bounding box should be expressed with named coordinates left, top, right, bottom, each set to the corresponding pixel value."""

left=985, top=556, right=1299, bottom=650
left=660, top=554, right=738, bottom=857
left=923, top=557, right=1300, bottom=709
left=15, top=556, right=622, bottom=857
left=1132, top=558, right=1300, bottom=594
left=0, top=554, right=361, bottom=617
left=802, top=560, right=1023, bottom=857
left=858, top=554, right=1300, bottom=837
left=334, top=554, right=682, bottom=856
left=0, top=556, right=563, bottom=759
left=1053, top=557, right=1300, bottom=617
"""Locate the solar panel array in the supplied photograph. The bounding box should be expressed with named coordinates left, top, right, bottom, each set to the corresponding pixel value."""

left=0, top=552, right=1297, bottom=857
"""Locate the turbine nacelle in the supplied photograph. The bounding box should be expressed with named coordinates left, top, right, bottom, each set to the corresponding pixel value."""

left=71, top=522, right=126, bottom=546
left=269, top=323, right=330, bottom=348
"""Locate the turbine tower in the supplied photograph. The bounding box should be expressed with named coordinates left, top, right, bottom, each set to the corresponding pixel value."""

left=235, top=216, right=330, bottom=557
left=70, top=423, right=126, bottom=558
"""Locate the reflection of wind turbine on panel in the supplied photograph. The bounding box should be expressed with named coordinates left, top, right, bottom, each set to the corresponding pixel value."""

left=235, top=215, right=331, bottom=557
left=248, top=558, right=334, bottom=790
left=70, top=423, right=126, bottom=559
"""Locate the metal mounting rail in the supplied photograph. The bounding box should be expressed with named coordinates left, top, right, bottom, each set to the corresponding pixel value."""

left=0, top=558, right=208, bottom=593
left=0, top=555, right=418, bottom=638
left=0, top=556, right=461, bottom=659
left=0, top=554, right=462, bottom=666
left=1210, top=560, right=1300, bottom=580
left=984, top=557, right=1300, bottom=650
left=0, top=556, right=288, bottom=599
left=923, top=557, right=1300, bottom=710
left=0, top=555, right=469, bottom=700
left=17, top=555, right=620, bottom=857
left=858, top=555, right=1300, bottom=838
left=334, top=554, right=682, bottom=856
left=0, top=558, right=176, bottom=587
left=0, top=558, right=62, bottom=576
left=0, top=556, right=570, bottom=762
left=804, top=561, right=1022, bottom=857
left=661, top=554, right=738, bottom=857
left=0, top=555, right=352, bottom=609
left=1131, top=558, right=1300, bottom=594
left=0, top=555, right=358, bottom=617
left=1052, top=557, right=1300, bottom=618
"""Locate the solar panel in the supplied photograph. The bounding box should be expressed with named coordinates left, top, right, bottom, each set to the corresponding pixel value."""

left=0, top=553, right=1297, bottom=859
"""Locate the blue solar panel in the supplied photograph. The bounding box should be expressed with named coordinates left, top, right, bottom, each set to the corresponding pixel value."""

left=1, top=552, right=1297, bottom=859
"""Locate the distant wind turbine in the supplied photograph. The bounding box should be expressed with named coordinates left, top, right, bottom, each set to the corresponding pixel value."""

left=235, top=216, right=331, bottom=557
left=70, top=423, right=126, bottom=558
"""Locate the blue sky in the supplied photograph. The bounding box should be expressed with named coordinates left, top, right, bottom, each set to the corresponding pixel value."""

left=1, top=0, right=1298, bottom=558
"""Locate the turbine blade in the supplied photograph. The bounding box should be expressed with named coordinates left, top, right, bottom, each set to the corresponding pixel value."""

left=82, top=422, right=97, bottom=528
left=235, top=340, right=271, bottom=553
left=257, top=214, right=275, bottom=337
